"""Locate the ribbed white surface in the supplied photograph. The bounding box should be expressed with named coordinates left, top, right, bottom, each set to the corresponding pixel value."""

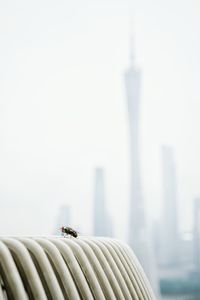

left=0, top=237, right=156, bottom=300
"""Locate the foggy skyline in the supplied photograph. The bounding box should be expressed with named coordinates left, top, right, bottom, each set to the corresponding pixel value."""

left=0, top=0, right=200, bottom=236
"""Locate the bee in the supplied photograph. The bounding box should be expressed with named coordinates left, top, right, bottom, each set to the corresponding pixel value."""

left=60, top=226, right=78, bottom=238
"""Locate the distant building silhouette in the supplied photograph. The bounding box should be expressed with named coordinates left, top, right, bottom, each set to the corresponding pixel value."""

left=93, top=168, right=112, bottom=237
left=124, top=40, right=155, bottom=281
left=160, top=145, right=179, bottom=266
left=193, top=198, right=200, bottom=268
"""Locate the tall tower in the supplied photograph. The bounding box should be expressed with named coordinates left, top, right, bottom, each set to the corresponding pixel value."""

left=193, top=198, right=200, bottom=268
left=124, top=38, right=160, bottom=297
left=160, top=145, right=179, bottom=266
left=124, top=40, right=149, bottom=272
left=93, top=168, right=112, bottom=237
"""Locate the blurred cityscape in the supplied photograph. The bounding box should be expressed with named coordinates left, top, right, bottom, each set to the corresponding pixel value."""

left=1, top=1, right=200, bottom=300
left=55, top=42, right=200, bottom=300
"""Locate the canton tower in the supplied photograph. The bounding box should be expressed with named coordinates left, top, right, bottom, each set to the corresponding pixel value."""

left=124, top=39, right=150, bottom=275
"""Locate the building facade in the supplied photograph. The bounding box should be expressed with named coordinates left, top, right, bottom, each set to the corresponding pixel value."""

left=160, top=145, right=179, bottom=266
left=93, top=167, right=112, bottom=237
left=124, top=48, right=151, bottom=276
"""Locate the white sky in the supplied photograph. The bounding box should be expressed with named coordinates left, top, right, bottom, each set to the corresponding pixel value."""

left=0, top=0, right=200, bottom=237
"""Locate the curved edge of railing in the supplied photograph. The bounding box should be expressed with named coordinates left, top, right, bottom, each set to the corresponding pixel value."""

left=0, top=236, right=156, bottom=300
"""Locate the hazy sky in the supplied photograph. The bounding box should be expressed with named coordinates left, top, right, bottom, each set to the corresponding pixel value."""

left=0, top=0, right=200, bottom=236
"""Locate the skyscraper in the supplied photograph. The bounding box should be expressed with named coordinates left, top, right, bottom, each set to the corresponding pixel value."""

left=160, top=145, right=179, bottom=266
left=193, top=198, right=200, bottom=268
left=124, top=41, right=150, bottom=274
left=124, top=40, right=160, bottom=298
left=93, top=168, right=112, bottom=237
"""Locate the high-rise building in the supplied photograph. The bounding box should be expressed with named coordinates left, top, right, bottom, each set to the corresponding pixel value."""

left=124, top=41, right=152, bottom=277
left=93, top=168, right=112, bottom=237
left=193, top=198, right=200, bottom=268
left=124, top=41, right=160, bottom=298
left=160, top=145, right=179, bottom=266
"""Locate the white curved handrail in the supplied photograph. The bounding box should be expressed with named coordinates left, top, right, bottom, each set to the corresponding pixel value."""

left=0, top=240, right=28, bottom=300
left=35, top=238, right=80, bottom=300
left=0, top=237, right=156, bottom=300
